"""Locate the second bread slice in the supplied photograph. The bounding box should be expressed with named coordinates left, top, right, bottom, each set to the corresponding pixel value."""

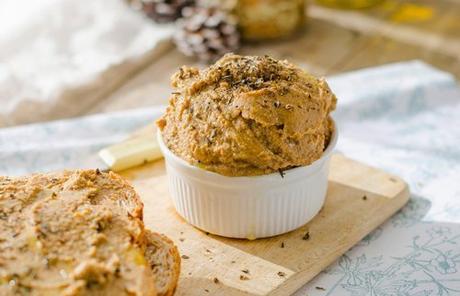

left=144, top=231, right=181, bottom=296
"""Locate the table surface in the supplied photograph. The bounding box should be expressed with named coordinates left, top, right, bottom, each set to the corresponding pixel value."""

left=84, top=0, right=460, bottom=115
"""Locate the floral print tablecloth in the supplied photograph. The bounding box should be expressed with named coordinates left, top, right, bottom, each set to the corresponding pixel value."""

left=1, top=61, right=459, bottom=295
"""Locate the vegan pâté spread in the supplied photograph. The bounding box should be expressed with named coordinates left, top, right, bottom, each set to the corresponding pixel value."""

left=157, top=54, right=337, bottom=176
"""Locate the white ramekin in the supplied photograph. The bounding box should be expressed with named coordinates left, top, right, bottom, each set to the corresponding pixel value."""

left=157, top=122, right=338, bottom=239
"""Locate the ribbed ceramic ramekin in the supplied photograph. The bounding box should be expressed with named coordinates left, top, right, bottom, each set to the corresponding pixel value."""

left=157, top=122, right=338, bottom=239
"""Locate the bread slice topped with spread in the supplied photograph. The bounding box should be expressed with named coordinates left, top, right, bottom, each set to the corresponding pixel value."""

left=0, top=170, right=180, bottom=296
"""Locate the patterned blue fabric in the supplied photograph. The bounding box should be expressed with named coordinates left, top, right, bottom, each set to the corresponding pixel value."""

left=1, top=61, right=459, bottom=295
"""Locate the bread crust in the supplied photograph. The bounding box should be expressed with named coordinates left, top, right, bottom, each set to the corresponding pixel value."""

left=144, top=231, right=181, bottom=296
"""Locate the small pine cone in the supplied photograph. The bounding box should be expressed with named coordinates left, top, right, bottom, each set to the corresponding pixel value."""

left=174, top=6, right=240, bottom=62
left=135, top=0, right=195, bottom=23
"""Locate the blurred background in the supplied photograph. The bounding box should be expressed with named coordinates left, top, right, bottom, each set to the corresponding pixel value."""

left=1, top=0, right=459, bottom=127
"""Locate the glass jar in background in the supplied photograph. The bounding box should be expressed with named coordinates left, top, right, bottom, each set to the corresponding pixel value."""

left=236, top=0, right=306, bottom=41
left=316, top=0, right=383, bottom=9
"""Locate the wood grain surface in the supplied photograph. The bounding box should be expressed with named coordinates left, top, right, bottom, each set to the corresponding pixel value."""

left=120, top=154, right=410, bottom=295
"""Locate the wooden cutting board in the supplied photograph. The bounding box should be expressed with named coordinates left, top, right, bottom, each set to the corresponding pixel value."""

left=120, top=154, right=409, bottom=296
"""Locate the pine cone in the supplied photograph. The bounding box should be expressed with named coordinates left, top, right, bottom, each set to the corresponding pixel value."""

left=174, top=6, right=240, bottom=62
left=134, top=0, right=195, bottom=23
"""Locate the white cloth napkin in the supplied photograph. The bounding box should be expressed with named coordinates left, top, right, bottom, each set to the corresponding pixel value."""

left=1, top=61, right=459, bottom=295
left=0, top=0, right=172, bottom=127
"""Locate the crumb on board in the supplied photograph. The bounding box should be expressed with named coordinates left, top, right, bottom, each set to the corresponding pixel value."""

left=302, top=232, right=310, bottom=240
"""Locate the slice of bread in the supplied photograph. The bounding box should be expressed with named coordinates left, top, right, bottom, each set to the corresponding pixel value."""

left=144, top=231, right=181, bottom=296
left=0, top=170, right=158, bottom=296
